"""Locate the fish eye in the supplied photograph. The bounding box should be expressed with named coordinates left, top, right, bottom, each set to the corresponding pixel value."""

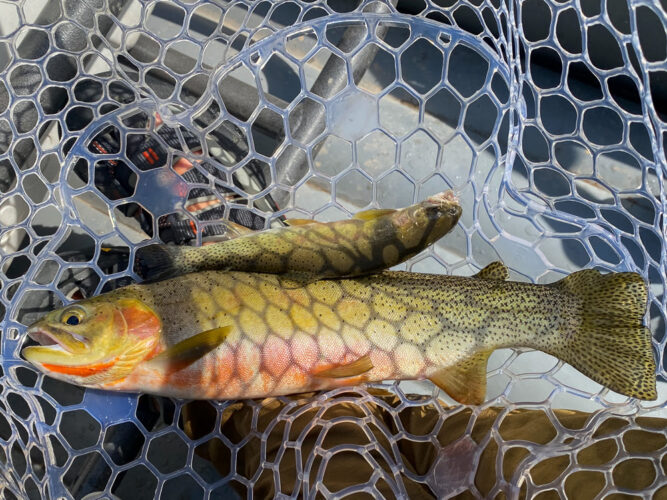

left=61, top=308, right=85, bottom=326
left=65, top=315, right=80, bottom=325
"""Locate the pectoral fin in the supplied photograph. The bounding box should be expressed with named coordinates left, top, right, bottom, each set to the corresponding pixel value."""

left=354, top=209, right=396, bottom=220
left=474, top=262, right=509, bottom=281
left=314, top=355, right=374, bottom=378
left=145, top=325, right=232, bottom=373
left=429, top=350, right=491, bottom=405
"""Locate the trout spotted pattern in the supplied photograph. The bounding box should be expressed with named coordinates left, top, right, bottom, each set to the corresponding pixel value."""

left=24, top=265, right=657, bottom=403
left=135, top=190, right=461, bottom=281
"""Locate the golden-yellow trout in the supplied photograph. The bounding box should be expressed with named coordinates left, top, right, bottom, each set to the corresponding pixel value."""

left=135, top=190, right=461, bottom=281
left=22, top=263, right=656, bottom=403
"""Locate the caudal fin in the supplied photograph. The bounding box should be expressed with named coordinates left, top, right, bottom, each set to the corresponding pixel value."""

left=135, top=221, right=255, bottom=281
left=552, top=269, right=657, bottom=400
left=135, top=244, right=186, bottom=281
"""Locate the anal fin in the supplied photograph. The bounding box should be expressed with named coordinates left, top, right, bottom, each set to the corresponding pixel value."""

left=145, top=325, right=232, bottom=374
left=429, top=350, right=491, bottom=405
left=474, top=262, right=509, bottom=281
left=314, top=355, right=374, bottom=378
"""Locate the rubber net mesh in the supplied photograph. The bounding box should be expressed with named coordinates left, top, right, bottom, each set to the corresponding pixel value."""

left=0, top=0, right=665, bottom=498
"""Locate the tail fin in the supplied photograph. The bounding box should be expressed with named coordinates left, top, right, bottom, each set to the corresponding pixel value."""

left=551, top=269, right=656, bottom=400
left=135, top=244, right=187, bottom=281
left=135, top=221, right=255, bottom=281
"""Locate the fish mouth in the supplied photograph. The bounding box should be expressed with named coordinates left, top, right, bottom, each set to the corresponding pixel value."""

left=425, top=190, right=462, bottom=218
left=22, top=325, right=88, bottom=365
left=26, top=327, right=73, bottom=352
left=427, top=189, right=460, bottom=207
left=28, top=328, right=65, bottom=348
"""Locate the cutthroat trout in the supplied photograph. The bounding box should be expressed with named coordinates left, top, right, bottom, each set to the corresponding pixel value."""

left=135, top=190, right=461, bottom=281
left=23, top=263, right=656, bottom=403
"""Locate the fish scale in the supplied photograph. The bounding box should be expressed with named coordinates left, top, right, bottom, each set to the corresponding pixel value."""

left=24, top=265, right=656, bottom=404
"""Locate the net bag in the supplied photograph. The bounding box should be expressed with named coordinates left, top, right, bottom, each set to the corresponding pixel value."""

left=0, top=0, right=665, bottom=498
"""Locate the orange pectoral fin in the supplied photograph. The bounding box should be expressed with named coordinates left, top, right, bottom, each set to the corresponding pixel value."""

left=313, top=355, right=374, bottom=379
left=42, top=358, right=116, bottom=377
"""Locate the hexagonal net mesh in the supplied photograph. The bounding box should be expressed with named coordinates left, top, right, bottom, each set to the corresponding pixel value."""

left=0, top=0, right=665, bottom=498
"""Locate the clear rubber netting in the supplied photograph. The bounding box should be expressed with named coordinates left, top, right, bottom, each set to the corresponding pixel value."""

left=0, top=0, right=665, bottom=498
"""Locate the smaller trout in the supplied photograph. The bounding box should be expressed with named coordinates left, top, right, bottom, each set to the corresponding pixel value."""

left=23, top=264, right=657, bottom=403
left=135, top=190, right=461, bottom=281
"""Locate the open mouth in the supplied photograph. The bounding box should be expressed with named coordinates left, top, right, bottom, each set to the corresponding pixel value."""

left=25, top=327, right=74, bottom=355
left=28, top=329, right=58, bottom=346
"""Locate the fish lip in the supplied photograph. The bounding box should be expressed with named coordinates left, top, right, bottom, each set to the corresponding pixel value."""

left=426, top=189, right=460, bottom=207
left=26, top=326, right=74, bottom=354
left=423, top=191, right=462, bottom=219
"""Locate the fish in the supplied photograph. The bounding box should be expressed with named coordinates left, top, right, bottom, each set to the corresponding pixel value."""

left=22, top=263, right=657, bottom=403
left=134, top=190, right=462, bottom=281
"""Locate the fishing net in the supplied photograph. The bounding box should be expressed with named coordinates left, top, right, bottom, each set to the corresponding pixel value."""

left=0, top=0, right=665, bottom=498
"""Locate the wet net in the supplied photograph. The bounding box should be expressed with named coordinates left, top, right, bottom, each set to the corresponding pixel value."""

left=0, top=0, right=665, bottom=498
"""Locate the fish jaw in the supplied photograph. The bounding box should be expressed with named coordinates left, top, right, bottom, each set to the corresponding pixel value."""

left=426, top=189, right=459, bottom=208
left=23, top=326, right=154, bottom=386
left=22, top=297, right=163, bottom=387
left=23, top=322, right=92, bottom=365
left=22, top=343, right=74, bottom=365
left=426, top=189, right=462, bottom=220
left=22, top=324, right=124, bottom=388
left=22, top=325, right=121, bottom=383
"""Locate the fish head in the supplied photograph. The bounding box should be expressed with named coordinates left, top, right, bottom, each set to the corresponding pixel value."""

left=395, top=190, right=462, bottom=246
left=22, top=295, right=161, bottom=387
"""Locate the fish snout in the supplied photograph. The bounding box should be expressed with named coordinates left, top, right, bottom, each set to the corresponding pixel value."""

left=26, top=324, right=88, bottom=353
left=425, top=194, right=462, bottom=221
left=27, top=326, right=60, bottom=347
left=425, top=190, right=462, bottom=217
left=426, top=189, right=460, bottom=207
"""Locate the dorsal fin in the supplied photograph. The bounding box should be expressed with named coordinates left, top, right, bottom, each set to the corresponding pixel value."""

left=217, top=220, right=255, bottom=238
left=428, top=350, right=492, bottom=405
left=284, top=218, right=317, bottom=226
left=354, top=208, right=396, bottom=220
left=474, top=262, right=509, bottom=281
